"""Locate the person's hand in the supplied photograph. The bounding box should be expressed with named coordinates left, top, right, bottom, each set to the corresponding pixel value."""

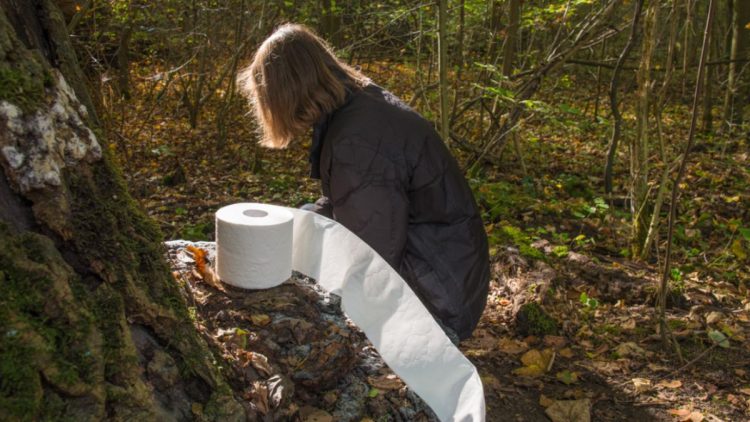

left=300, top=196, right=332, bottom=218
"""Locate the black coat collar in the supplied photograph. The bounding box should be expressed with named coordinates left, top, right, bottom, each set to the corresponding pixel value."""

left=308, top=87, right=358, bottom=179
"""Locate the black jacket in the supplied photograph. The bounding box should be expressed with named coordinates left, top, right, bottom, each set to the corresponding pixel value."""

left=312, top=84, right=490, bottom=340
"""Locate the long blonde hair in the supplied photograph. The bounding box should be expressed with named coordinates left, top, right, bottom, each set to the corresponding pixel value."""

left=237, top=24, right=368, bottom=148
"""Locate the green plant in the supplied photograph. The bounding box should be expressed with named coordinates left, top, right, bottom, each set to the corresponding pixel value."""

left=579, top=292, right=599, bottom=310
left=572, top=196, right=609, bottom=219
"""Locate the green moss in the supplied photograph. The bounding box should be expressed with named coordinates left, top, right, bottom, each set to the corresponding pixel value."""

left=0, top=225, right=98, bottom=419
left=494, top=223, right=545, bottom=260
left=92, top=285, right=127, bottom=380
left=65, top=150, right=189, bottom=316
left=516, top=302, right=559, bottom=336
left=0, top=14, right=50, bottom=113
left=0, top=326, right=42, bottom=420
left=0, top=65, right=44, bottom=111
left=471, top=179, right=535, bottom=223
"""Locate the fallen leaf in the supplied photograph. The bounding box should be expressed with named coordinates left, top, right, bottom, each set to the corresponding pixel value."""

left=243, top=352, right=272, bottom=377
left=248, top=381, right=270, bottom=415
left=687, top=412, right=703, bottom=422
left=705, top=311, right=724, bottom=325
left=657, top=380, right=683, bottom=389
left=667, top=407, right=703, bottom=422
left=708, top=330, right=730, bottom=348
left=462, top=329, right=498, bottom=352
left=539, top=394, right=555, bottom=408
left=648, top=363, right=670, bottom=372
left=544, top=335, right=567, bottom=349
left=556, top=370, right=579, bottom=385
left=513, top=365, right=546, bottom=377
left=250, top=314, right=272, bottom=326
left=481, top=374, right=502, bottom=391
left=589, top=360, right=622, bottom=375
left=299, top=406, right=333, bottom=422
left=521, top=348, right=555, bottom=369
left=668, top=408, right=692, bottom=418
left=739, top=388, right=750, bottom=396
left=186, top=245, right=224, bottom=291
left=545, top=398, right=591, bottom=422
left=632, top=378, right=652, bottom=394
left=266, top=374, right=292, bottom=409
left=368, top=374, right=403, bottom=390
left=497, top=337, right=529, bottom=354
left=591, top=344, right=609, bottom=358
left=514, top=348, right=555, bottom=377
left=558, top=348, right=575, bottom=358
left=615, top=342, right=646, bottom=358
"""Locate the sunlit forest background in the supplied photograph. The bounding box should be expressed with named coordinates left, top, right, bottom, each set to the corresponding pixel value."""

left=3, top=0, right=748, bottom=420
left=68, top=0, right=747, bottom=271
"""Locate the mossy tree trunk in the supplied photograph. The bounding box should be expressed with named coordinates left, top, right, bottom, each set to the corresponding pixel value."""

left=0, top=2, right=243, bottom=420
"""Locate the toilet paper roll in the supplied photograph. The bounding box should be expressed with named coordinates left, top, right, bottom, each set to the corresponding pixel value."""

left=215, top=203, right=293, bottom=289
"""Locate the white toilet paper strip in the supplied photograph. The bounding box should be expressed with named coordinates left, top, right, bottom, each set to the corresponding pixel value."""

left=216, top=203, right=485, bottom=421
left=215, top=203, right=293, bottom=289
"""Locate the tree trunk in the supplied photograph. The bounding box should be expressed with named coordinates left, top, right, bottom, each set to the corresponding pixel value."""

left=723, top=0, right=739, bottom=131
left=484, top=0, right=504, bottom=77
left=502, top=0, right=521, bottom=78
left=116, top=23, right=132, bottom=99
left=701, top=14, right=715, bottom=133
left=0, top=2, right=242, bottom=420
left=437, top=0, right=450, bottom=144
left=603, top=0, right=644, bottom=194
left=630, top=1, right=659, bottom=259
left=682, top=0, right=694, bottom=95
left=320, top=0, right=341, bottom=47
left=640, top=0, right=680, bottom=260
left=730, top=0, right=750, bottom=125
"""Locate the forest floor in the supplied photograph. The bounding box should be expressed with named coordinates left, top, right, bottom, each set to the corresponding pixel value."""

left=112, top=61, right=750, bottom=421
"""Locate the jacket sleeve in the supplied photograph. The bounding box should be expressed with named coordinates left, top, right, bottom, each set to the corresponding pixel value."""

left=328, top=137, right=409, bottom=270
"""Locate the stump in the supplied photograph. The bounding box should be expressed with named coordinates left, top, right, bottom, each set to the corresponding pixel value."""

left=165, top=241, right=438, bottom=421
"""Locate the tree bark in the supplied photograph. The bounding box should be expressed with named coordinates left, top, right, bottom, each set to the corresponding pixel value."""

left=502, top=0, right=521, bottom=78
left=724, top=0, right=750, bottom=128
left=630, top=0, right=659, bottom=258
left=659, top=0, right=716, bottom=355
left=0, top=2, right=242, bottom=419
left=723, top=0, right=739, bottom=131
left=701, top=14, right=715, bottom=133
left=437, top=0, right=450, bottom=144
left=640, top=0, right=680, bottom=260
left=682, top=0, right=694, bottom=94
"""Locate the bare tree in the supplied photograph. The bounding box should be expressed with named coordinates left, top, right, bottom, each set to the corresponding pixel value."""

left=658, top=0, right=716, bottom=356
left=603, top=0, right=644, bottom=195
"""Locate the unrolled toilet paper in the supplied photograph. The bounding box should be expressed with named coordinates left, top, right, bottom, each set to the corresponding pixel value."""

left=215, top=203, right=485, bottom=421
left=215, top=203, right=293, bottom=289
